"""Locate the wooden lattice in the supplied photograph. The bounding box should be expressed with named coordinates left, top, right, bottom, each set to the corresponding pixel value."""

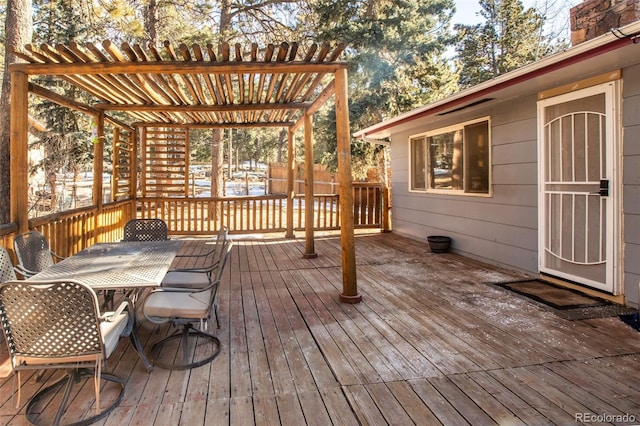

left=141, top=127, right=189, bottom=197
left=113, top=127, right=134, bottom=200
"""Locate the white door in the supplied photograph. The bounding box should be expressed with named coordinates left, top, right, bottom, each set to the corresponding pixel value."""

left=538, top=82, right=619, bottom=293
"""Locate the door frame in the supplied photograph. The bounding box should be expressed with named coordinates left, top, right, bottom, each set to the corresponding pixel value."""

left=537, top=81, right=622, bottom=295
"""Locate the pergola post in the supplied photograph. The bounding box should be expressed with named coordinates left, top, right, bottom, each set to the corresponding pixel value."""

left=286, top=127, right=295, bottom=238
left=10, top=70, right=29, bottom=233
left=93, top=112, right=105, bottom=209
left=130, top=127, right=138, bottom=198
left=303, top=111, right=316, bottom=258
left=335, top=68, right=360, bottom=303
left=93, top=113, right=105, bottom=242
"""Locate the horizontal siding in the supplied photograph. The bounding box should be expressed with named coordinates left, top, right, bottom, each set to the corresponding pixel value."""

left=390, top=95, right=539, bottom=273
left=622, top=63, right=640, bottom=306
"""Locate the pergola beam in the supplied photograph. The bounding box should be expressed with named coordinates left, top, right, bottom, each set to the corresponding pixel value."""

left=10, top=61, right=347, bottom=76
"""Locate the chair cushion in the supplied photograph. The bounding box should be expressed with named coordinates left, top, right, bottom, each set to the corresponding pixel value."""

left=100, top=311, right=130, bottom=357
left=143, top=289, right=212, bottom=320
left=13, top=313, right=128, bottom=366
left=161, top=271, right=210, bottom=288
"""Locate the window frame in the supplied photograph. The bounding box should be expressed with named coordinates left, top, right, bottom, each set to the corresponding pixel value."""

left=408, top=117, right=492, bottom=197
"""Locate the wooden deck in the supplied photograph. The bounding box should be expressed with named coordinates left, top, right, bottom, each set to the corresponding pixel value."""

left=2, top=231, right=640, bottom=425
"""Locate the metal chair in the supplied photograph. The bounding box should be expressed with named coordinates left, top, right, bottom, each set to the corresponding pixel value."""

left=161, top=237, right=232, bottom=329
left=162, top=227, right=228, bottom=288
left=122, top=218, right=169, bottom=242
left=173, top=226, right=227, bottom=262
left=0, top=279, right=133, bottom=426
left=142, top=240, right=232, bottom=370
left=0, top=246, right=17, bottom=283
left=13, top=230, right=64, bottom=278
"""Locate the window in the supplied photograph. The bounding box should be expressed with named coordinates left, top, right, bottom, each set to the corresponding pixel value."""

left=410, top=119, right=490, bottom=194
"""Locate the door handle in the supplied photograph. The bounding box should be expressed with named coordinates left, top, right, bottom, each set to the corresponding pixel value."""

left=590, top=179, right=609, bottom=197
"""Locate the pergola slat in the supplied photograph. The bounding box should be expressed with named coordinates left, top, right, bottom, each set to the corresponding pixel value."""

left=69, top=42, right=151, bottom=104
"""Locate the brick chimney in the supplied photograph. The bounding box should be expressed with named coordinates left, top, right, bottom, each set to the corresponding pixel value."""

left=570, top=0, right=640, bottom=45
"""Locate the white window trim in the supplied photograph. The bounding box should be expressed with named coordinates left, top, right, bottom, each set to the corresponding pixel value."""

left=408, top=116, right=492, bottom=197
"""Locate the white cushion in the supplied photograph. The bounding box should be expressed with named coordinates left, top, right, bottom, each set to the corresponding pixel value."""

left=100, top=311, right=130, bottom=358
left=16, top=311, right=128, bottom=366
left=161, top=271, right=210, bottom=288
left=143, top=289, right=212, bottom=320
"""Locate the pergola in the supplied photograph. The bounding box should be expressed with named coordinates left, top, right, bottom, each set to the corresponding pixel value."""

left=8, top=40, right=361, bottom=303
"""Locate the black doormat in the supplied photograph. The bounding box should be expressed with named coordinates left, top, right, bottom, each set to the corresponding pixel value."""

left=497, top=279, right=638, bottom=321
left=499, top=279, right=608, bottom=310
left=619, top=313, right=640, bottom=331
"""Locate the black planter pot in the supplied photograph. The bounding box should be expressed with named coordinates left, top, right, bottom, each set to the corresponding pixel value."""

left=427, top=236, right=451, bottom=253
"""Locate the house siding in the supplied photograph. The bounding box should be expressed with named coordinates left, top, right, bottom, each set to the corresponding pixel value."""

left=390, top=95, right=539, bottom=273
left=622, top=63, right=640, bottom=306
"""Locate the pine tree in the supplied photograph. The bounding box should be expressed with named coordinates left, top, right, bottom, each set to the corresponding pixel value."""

left=312, top=0, right=458, bottom=178
left=454, top=0, right=552, bottom=88
left=30, top=0, right=96, bottom=211
left=0, top=0, right=32, bottom=223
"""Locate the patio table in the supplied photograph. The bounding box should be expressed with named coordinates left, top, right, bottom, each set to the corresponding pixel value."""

left=30, top=239, right=183, bottom=371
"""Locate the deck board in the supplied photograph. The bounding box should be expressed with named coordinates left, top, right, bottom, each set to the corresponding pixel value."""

left=2, top=231, right=640, bottom=425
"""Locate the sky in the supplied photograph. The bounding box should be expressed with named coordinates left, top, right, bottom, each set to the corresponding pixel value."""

left=453, top=0, right=584, bottom=38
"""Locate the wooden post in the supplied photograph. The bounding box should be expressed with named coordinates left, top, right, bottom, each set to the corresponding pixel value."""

left=93, top=112, right=105, bottom=242
left=141, top=127, right=147, bottom=198
left=381, top=147, right=391, bottom=232
left=382, top=186, right=391, bottom=232
left=286, top=127, right=295, bottom=238
left=335, top=68, right=360, bottom=303
left=184, top=127, right=191, bottom=196
left=130, top=127, right=138, bottom=199
left=93, top=112, right=104, bottom=209
left=10, top=71, right=29, bottom=233
left=303, top=112, right=316, bottom=258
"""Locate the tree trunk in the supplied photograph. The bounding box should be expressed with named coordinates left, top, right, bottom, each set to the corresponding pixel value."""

left=0, top=0, right=33, bottom=224
left=210, top=129, right=224, bottom=197
left=220, top=0, right=232, bottom=36
left=277, top=128, right=286, bottom=162
left=145, top=0, right=159, bottom=46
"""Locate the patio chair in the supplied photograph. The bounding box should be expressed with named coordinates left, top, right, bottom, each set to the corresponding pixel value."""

left=122, top=218, right=169, bottom=242
left=0, top=279, right=133, bottom=426
left=142, top=240, right=232, bottom=370
left=173, top=226, right=228, bottom=261
left=160, top=238, right=232, bottom=329
left=13, top=230, right=64, bottom=278
left=0, top=246, right=17, bottom=283
left=162, top=227, right=228, bottom=288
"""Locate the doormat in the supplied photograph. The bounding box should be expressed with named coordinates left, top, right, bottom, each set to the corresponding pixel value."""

left=497, top=280, right=637, bottom=321
left=619, top=313, right=640, bottom=331
left=499, top=279, right=608, bottom=310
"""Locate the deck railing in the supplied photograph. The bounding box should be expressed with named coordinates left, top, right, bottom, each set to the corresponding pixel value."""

left=137, top=195, right=288, bottom=235
left=1, top=184, right=388, bottom=257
